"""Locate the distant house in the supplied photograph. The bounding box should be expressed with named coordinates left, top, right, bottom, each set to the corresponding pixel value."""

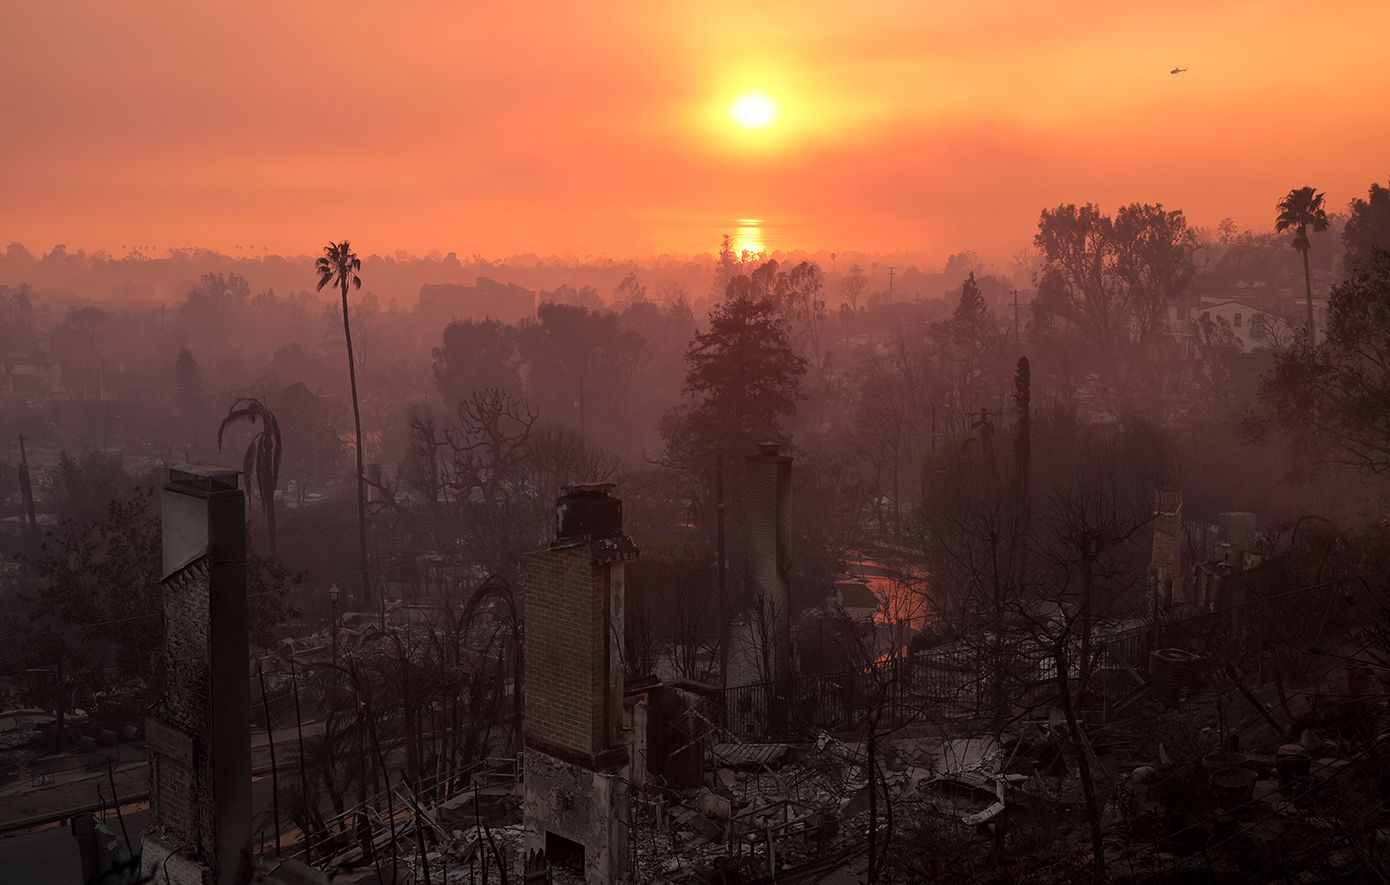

left=1162, top=301, right=1203, bottom=357
left=418, top=277, right=536, bottom=326
left=2, top=352, right=63, bottom=393
left=1196, top=299, right=1311, bottom=351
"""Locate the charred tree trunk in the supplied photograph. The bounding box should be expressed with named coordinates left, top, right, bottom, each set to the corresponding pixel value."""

left=1055, top=632, right=1105, bottom=881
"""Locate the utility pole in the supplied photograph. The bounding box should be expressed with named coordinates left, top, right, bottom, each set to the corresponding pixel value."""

left=577, top=374, right=586, bottom=442
left=1012, top=289, right=1020, bottom=347
left=887, top=266, right=895, bottom=303
left=18, top=435, right=38, bottom=543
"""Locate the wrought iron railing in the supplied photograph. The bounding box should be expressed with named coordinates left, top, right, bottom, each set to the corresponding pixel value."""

left=284, top=755, right=516, bottom=867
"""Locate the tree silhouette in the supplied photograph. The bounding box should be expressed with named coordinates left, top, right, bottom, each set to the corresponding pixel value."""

left=1344, top=179, right=1390, bottom=273
left=217, top=396, right=282, bottom=559
left=316, top=241, right=371, bottom=609
left=1276, top=186, right=1330, bottom=338
left=173, top=347, right=205, bottom=419
left=659, top=284, right=807, bottom=520
left=670, top=285, right=807, bottom=462
left=1248, top=249, right=1390, bottom=477
left=1034, top=202, right=1192, bottom=375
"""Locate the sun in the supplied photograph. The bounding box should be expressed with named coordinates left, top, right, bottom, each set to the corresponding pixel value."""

left=730, top=93, right=778, bottom=129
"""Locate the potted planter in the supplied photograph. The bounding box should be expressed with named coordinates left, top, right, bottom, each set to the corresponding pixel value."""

left=1209, top=767, right=1257, bottom=809
left=1202, top=752, right=1250, bottom=775
left=1276, top=749, right=1313, bottom=799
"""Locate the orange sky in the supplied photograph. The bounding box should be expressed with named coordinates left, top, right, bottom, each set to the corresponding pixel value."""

left=3, top=0, right=1387, bottom=263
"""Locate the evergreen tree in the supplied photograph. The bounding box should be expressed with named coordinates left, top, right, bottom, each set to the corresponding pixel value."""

left=660, top=284, right=808, bottom=487
left=174, top=347, right=205, bottom=417
left=1249, top=249, right=1390, bottom=476
left=1344, top=180, right=1390, bottom=273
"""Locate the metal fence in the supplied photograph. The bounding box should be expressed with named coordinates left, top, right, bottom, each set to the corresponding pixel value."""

left=718, top=645, right=986, bottom=741
left=718, top=627, right=1159, bottom=742
left=717, top=571, right=1390, bottom=743
left=1091, top=625, right=1155, bottom=712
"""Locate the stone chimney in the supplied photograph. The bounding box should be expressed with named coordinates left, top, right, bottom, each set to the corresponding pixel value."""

left=745, top=443, right=793, bottom=682
left=141, top=464, right=252, bottom=885
left=1219, top=512, right=1257, bottom=553
left=1151, top=487, right=1183, bottom=611
left=522, top=483, right=637, bottom=883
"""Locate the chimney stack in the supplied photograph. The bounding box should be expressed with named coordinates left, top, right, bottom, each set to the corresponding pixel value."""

left=746, top=443, right=793, bottom=683
left=1219, top=512, right=1257, bottom=553
left=142, top=464, right=252, bottom=885
left=522, top=483, right=637, bottom=883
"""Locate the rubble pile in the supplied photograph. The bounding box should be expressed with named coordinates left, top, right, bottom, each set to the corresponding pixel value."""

left=264, top=639, right=1390, bottom=884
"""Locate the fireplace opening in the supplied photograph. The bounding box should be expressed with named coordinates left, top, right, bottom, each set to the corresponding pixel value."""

left=546, top=831, right=585, bottom=875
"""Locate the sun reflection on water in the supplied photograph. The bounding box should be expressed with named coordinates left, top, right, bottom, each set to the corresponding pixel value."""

left=732, top=219, right=765, bottom=259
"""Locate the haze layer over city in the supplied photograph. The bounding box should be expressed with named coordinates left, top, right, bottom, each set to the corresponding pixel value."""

left=4, top=3, right=1390, bottom=885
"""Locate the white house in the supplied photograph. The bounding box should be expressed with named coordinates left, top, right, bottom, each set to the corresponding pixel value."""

left=1196, top=298, right=1320, bottom=350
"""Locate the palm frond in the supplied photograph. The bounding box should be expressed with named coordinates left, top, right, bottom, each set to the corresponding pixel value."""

left=218, top=400, right=266, bottom=449
left=271, top=430, right=283, bottom=483
left=243, top=444, right=258, bottom=487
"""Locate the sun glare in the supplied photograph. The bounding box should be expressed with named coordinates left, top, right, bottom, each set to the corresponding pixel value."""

left=733, top=219, right=765, bottom=256
left=730, top=93, right=777, bottom=129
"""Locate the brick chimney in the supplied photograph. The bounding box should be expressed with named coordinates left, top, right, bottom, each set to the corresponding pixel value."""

left=522, top=482, right=638, bottom=883
left=141, top=464, right=252, bottom=885
left=745, top=443, right=793, bottom=682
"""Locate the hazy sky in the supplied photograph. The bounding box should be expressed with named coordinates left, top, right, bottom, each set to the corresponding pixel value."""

left=3, top=0, right=1387, bottom=262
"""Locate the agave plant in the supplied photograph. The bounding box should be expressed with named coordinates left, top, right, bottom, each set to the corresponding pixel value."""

left=218, top=396, right=282, bottom=559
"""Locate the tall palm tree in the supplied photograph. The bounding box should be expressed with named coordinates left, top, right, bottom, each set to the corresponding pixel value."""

left=218, top=396, right=282, bottom=559
left=1275, top=186, right=1330, bottom=340
left=316, top=241, right=371, bottom=609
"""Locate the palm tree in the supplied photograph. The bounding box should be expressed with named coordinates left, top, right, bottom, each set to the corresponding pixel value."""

left=1275, top=186, right=1330, bottom=339
left=218, top=397, right=282, bottom=559
left=316, top=241, right=371, bottom=610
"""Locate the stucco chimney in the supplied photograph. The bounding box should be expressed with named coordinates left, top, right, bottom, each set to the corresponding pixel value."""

left=745, top=443, right=793, bottom=682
